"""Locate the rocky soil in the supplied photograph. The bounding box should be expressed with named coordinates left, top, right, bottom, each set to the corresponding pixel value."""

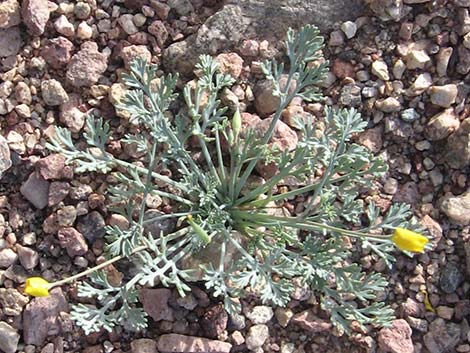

left=0, top=0, right=470, bottom=352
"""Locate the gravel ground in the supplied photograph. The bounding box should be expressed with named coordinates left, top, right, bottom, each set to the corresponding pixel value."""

left=0, top=0, right=469, bottom=352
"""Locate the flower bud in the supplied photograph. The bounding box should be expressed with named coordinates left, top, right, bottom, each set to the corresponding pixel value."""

left=187, top=215, right=211, bottom=245
left=232, top=107, right=242, bottom=138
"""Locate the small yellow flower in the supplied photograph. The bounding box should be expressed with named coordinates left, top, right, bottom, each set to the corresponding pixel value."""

left=24, top=277, right=51, bottom=297
left=392, top=228, right=428, bottom=253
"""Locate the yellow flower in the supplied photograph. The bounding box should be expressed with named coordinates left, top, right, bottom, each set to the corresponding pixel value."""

left=24, top=277, right=51, bottom=297
left=392, top=228, right=428, bottom=253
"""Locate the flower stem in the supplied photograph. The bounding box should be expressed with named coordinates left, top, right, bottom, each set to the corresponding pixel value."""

left=49, top=245, right=147, bottom=288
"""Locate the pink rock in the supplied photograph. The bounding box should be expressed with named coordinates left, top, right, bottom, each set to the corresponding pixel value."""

left=48, top=181, right=71, bottom=206
left=239, top=39, right=259, bottom=57
left=420, top=214, right=443, bottom=249
left=21, top=0, right=50, bottom=36
left=60, top=93, right=86, bottom=133
left=215, top=53, right=244, bottom=79
left=157, top=334, right=232, bottom=353
left=332, top=58, right=355, bottom=79
left=151, top=1, right=170, bottom=20
left=426, top=108, right=460, bottom=141
left=254, top=75, right=297, bottom=116
left=254, top=117, right=298, bottom=178
left=148, top=20, right=168, bottom=48
left=54, top=15, right=74, bottom=37
left=393, top=181, right=419, bottom=205
left=291, top=310, right=332, bottom=333
left=121, top=45, right=152, bottom=69
left=66, top=42, right=108, bottom=88
left=0, top=0, right=21, bottom=29
left=378, top=319, right=413, bottom=353
left=36, top=154, right=73, bottom=180
left=357, top=126, right=383, bottom=153
left=23, top=288, right=69, bottom=346
left=57, top=227, right=88, bottom=257
left=41, top=37, right=74, bottom=69
left=400, top=298, right=425, bottom=318
left=139, top=288, right=174, bottom=322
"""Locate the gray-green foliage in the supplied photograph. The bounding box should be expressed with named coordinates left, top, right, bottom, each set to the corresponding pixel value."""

left=48, top=25, right=417, bottom=335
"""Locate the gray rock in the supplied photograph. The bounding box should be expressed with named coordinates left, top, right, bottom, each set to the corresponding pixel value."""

left=0, top=288, right=29, bottom=316
left=168, top=0, right=194, bottom=16
left=130, top=339, right=158, bottom=353
left=0, top=0, right=20, bottom=29
left=118, top=14, right=138, bottom=35
left=23, top=288, right=69, bottom=346
left=20, top=172, right=50, bottom=209
left=440, top=191, right=470, bottom=225
left=139, top=288, right=174, bottom=322
left=458, top=45, right=470, bottom=75
left=436, top=47, right=453, bottom=77
left=400, top=108, right=419, bottom=123
left=0, top=322, right=20, bottom=353
left=163, top=0, right=363, bottom=75
left=143, top=210, right=176, bottom=237
left=74, top=2, right=91, bottom=19
left=426, top=108, right=460, bottom=141
left=41, top=79, right=69, bottom=106
left=445, top=118, right=470, bottom=169
left=245, top=324, right=269, bottom=350
left=228, top=312, right=246, bottom=330
left=423, top=318, right=461, bottom=353
left=429, top=84, right=458, bottom=108
left=16, top=244, right=39, bottom=270
left=0, top=135, right=12, bottom=179
left=77, top=211, right=106, bottom=241
left=246, top=305, right=274, bottom=324
left=0, top=248, right=18, bottom=268
left=0, top=26, right=22, bottom=57
left=21, top=0, right=50, bottom=35
left=440, top=262, right=464, bottom=294
left=341, top=20, right=357, bottom=39
left=176, top=294, right=198, bottom=311
left=368, top=0, right=409, bottom=21
left=339, top=84, right=362, bottom=107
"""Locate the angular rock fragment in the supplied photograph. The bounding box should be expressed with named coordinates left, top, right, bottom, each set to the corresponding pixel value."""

left=21, top=0, right=50, bottom=36
left=20, top=172, right=50, bottom=209
left=66, top=42, right=108, bottom=88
